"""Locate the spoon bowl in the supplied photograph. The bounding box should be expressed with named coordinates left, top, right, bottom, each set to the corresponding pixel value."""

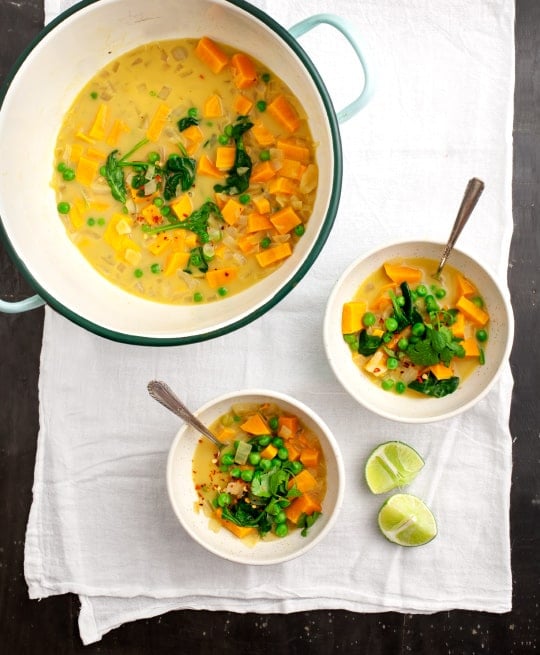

left=147, top=380, right=226, bottom=448
left=433, top=177, right=485, bottom=279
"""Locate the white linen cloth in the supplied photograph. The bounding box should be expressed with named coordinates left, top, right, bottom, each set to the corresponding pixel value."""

left=27, top=0, right=515, bottom=645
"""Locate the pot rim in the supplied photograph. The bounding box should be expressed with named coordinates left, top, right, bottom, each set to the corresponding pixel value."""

left=0, top=0, right=343, bottom=346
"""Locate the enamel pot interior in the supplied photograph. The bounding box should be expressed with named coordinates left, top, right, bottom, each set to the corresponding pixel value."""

left=0, top=0, right=341, bottom=344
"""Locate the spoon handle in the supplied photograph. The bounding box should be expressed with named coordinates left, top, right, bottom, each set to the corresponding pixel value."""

left=436, top=177, right=485, bottom=277
left=147, top=380, right=225, bottom=448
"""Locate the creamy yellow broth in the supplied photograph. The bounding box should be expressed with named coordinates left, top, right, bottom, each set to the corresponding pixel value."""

left=53, top=38, right=318, bottom=304
left=192, top=402, right=326, bottom=543
left=342, top=258, right=490, bottom=398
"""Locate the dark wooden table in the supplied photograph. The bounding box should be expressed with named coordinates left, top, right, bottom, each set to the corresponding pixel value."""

left=1, top=1, right=538, bottom=653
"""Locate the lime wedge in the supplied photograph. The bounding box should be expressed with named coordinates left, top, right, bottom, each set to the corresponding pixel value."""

left=377, top=493, right=437, bottom=547
left=365, top=441, right=424, bottom=494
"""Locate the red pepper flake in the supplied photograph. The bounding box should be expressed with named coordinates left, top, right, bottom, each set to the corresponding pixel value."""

left=374, top=367, right=380, bottom=373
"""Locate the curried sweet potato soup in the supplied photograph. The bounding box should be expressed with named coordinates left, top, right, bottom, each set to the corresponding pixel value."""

left=53, top=37, right=318, bottom=304
left=192, top=402, right=326, bottom=544
left=341, top=258, right=491, bottom=398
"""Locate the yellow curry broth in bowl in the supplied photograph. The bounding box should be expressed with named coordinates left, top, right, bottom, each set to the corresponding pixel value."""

left=193, top=401, right=327, bottom=544
left=167, top=390, right=344, bottom=564
left=324, top=241, right=514, bottom=423
left=0, top=0, right=348, bottom=343
left=53, top=37, right=318, bottom=305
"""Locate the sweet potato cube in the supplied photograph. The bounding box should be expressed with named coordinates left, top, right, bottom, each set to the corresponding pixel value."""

left=299, top=448, right=320, bottom=469
left=267, top=95, right=301, bottom=133
left=269, top=206, right=301, bottom=234
left=289, top=469, right=318, bottom=493
left=195, top=37, right=229, bottom=74
left=429, top=363, right=455, bottom=380
left=456, top=296, right=489, bottom=326
left=205, top=267, right=238, bottom=289
left=255, top=243, right=292, bottom=268
left=341, top=301, right=367, bottom=334
left=240, top=412, right=270, bottom=435
left=285, top=494, right=322, bottom=524
left=383, top=262, right=422, bottom=284
left=230, top=52, right=258, bottom=89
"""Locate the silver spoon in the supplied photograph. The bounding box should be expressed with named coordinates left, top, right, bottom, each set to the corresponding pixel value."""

left=147, top=380, right=227, bottom=448
left=433, top=177, right=485, bottom=279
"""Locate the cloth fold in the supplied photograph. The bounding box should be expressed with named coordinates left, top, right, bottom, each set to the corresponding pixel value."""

left=26, top=0, right=515, bottom=644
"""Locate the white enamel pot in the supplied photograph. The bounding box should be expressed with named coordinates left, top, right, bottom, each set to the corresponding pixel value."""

left=0, top=0, right=373, bottom=345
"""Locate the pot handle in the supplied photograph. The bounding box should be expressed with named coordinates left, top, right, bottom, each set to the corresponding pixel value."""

left=0, top=294, right=45, bottom=313
left=288, top=13, right=373, bottom=123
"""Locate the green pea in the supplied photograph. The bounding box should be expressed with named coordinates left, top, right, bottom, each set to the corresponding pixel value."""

left=57, top=162, right=67, bottom=172
left=398, top=337, right=409, bottom=350
left=218, top=134, right=229, bottom=145
left=396, top=296, right=406, bottom=306
left=274, top=511, right=287, bottom=524
left=416, top=284, right=428, bottom=297
left=147, top=151, right=160, bottom=164
left=86, top=217, right=96, bottom=227
left=411, top=322, right=426, bottom=337
left=383, top=332, right=393, bottom=343
left=387, top=357, right=399, bottom=370
left=224, top=124, right=233, bottom=137
left=57, top=201, right=71, bottom=214
left=134, top=268, right=143, bottom=278
left=259, top=459, right=272, bottom=472
left=239, top=193, right=251, bottom=204
left=261, top=72, right=271, bottom=83
left=294, top=224, right=305, bottom=237
left=217, top=287, right=228, bottom=297
left=256, top=100, right=267, bottom=112
left=385, top=317, right=399, bottom=332
left=424, top=294, right=439, bottom=313
left=248, top=452, right=261, bottom=466
left=97, top=217, right=106, bottom=226
left=271, top=437, right=284, bottom=448
left=277, top=447, right=289, bottom=460
left=258, top=435, right=271, bottom=447
left=193, top=292, right=204, bottom=302
left=187, top=107, right=198, bottom=118
left=290, top=460, right=303, bottom=474
left=154, top=197, right=164, bottom=208
left=62, top=168, right=75, bottom=181
left=395, top=381, right=406, bottom=394
left=363, top=312, right=376, bottom=327
left=268, top=416, right=279, bottom=431
left=260, top=237, right=271, bottom=249
left=476, top=329, right=488, bottom=342
left=275, top=523, right=288, bottom=538
left=90, top=91, right=98, bottom=99
left=161, top=205, right=171, bottom=216
left=240, top=469, right=254, bottom=482
left=150, top=263, right=161, bottom=274
left=217, top=492, right=231, bottom=507
left=259, top=149, right=270, bottom=161
left=381, top=378, right=395, bottom=391
left=472, top=296, right=484, bottom=308
left=434, top=287, right=447, bottom=299
left=230, top=467, right=241, bottom=478
left=221, top=453, right=235, bottom=466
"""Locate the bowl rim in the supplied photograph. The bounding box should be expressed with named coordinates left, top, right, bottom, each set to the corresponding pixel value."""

left=166, top=387, right=346, bottom=565
left=0, top=0, right=343, bottom=346
left=323, top=239, right=515, bottom=423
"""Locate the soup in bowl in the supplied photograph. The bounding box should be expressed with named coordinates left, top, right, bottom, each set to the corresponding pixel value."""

left=167, top=389, right=345, bottom=564
left=0, top=0, right=372, bottom=344
left=324, top=241, right=514, bottom=423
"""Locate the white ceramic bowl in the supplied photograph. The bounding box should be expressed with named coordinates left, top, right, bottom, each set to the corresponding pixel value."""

left=323, top=241, right=514, bottom=423
left=0, top=0, right=371, bottom=345
left=166, top=389, right=345, bottom=565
